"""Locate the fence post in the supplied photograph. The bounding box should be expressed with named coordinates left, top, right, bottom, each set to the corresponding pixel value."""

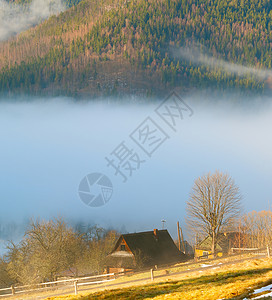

left=11, top=285, right=15, bottom=295
left=150, top=268, right=154, bottom=281
left=267, top=245, right=270, bottom=258
left=74, top=280, right=78, bottom=295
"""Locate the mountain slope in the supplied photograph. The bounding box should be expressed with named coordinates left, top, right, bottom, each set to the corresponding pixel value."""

left=0, top=0, right=271, bottom=97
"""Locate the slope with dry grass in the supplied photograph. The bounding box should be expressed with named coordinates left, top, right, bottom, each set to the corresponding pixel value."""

left=46, top=258, right=272, bottom=300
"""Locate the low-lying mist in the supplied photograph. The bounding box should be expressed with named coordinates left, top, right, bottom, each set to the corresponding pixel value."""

left=172, top=45, right=272, bottom=80
left=0, top=0, right=65, bottom=41
left=0, top=93, right=272, bottom=251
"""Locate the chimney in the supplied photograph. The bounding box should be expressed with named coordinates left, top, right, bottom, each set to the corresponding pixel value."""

left=154, top=229, right=158, bottom=240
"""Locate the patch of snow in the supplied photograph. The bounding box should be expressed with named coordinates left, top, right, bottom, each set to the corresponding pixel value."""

left=201, top=264, right=213, bottom=267
left=252, top=291, right=272, bottom=299
left=243, top=283, right=272, bottom=300
left=253, top=284, right=272, bottom=294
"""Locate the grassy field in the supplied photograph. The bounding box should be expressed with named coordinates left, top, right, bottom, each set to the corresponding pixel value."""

left=47, top=258, right=272, bottom=300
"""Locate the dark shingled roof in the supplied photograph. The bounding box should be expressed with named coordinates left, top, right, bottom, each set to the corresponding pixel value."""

left=105, top=229, right=188, bottom=269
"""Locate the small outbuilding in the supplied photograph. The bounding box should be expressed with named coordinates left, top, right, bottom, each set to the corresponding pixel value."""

left=104, top=229, right=188, bottom=273
left=195, top=232, right=249, bottom=259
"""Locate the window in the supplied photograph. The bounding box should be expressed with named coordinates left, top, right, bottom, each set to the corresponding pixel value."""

left=203, top=251, right=209, bottom=258
left=120, top=244, right=126, bottom=251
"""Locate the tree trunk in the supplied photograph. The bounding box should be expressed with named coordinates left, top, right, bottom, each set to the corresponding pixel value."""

left=211, top=231, right=216, bottom=258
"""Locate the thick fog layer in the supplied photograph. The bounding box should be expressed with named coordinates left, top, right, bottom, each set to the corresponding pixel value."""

left=0, top=0, right=65, bottom=41
left=0, top=94, right=272, bottom=251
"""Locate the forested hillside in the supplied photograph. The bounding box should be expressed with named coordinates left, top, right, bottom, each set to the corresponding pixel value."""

left=1, top=0, right=272, bottom=96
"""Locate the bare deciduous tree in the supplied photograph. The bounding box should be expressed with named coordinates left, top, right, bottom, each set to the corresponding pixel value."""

left=6, top=218, right=81, bottom=284
left=242, top=210, right=272, bottom=248
left=5, top=219, right=119, bottom=285
left=0, top=257, right=13, bottom=288
left=186, top=171, right=242, bottom=257
left=77, top=227, right=119, bottom=275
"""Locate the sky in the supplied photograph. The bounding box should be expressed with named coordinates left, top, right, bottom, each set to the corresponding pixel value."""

left=0, top=93, right=272, bottom=253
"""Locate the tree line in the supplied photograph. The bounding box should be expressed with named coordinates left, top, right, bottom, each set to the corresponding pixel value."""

left=0, top=219, right=119, bottom=288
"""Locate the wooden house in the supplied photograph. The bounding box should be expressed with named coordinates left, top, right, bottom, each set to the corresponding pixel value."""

left=195, top=232, right=249, bottom=259
left=104, top=229, right=188, bottom=273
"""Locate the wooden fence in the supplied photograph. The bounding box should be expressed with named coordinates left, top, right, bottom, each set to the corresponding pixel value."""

left=0, top=273, right=115, bottom=297
left=0, top=247, right=270, bottom=298
left=196, top=246, right=269, bottom=260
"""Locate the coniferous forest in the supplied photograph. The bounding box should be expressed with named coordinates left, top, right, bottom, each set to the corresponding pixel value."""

left=1, top=0, right=272, bottom=96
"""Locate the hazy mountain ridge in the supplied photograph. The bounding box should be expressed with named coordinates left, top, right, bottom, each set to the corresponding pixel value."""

left=0, top=0, right=272, bottom=97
